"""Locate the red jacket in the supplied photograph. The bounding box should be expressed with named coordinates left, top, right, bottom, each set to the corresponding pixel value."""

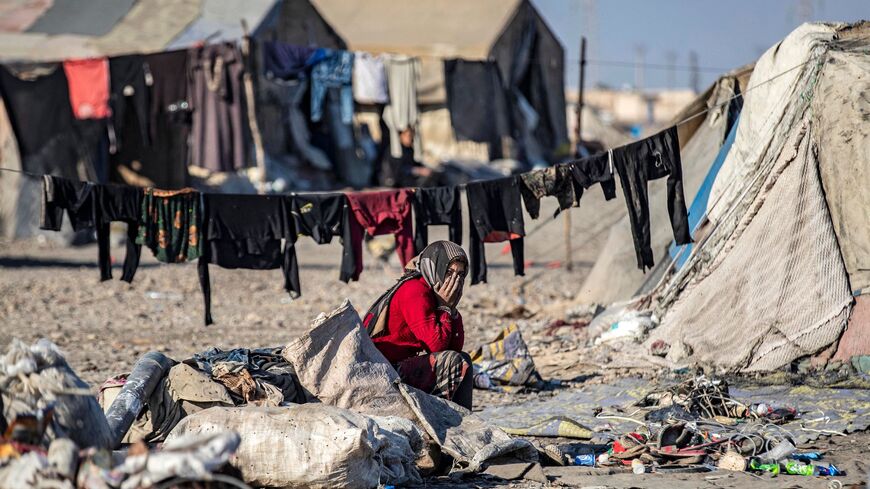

left=370, top=276, right=464, bottom=364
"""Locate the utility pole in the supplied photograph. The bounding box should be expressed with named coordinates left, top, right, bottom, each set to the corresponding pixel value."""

left=634, top=44, right=646, bottom=91
left=240, top=19, right=267, bottom=193
left=665, top=51, right=677, bottom=89
left=565, top=36, right=587, bottom=272
left=574, top=37, right=587, bottom=156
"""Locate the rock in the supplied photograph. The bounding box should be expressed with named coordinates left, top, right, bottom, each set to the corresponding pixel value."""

left=649, top=339, right=670, bottom=357
left=666, top=341, right=693, bottom=363
left=718, top=450, right=747, bottom=471
left=47, top=438, right=79, bottom=479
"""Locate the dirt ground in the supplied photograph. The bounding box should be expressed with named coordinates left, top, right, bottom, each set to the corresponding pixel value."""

left=1, top=198, right=868, bottom=488
left=0, top=197, right=617, bottom=385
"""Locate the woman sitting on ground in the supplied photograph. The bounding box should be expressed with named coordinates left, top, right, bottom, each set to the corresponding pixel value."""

left=363, top=240, right=473, bottom=409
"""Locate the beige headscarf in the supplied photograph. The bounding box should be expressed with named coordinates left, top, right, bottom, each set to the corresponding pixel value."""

left=363, top=240, right=467, bottom=338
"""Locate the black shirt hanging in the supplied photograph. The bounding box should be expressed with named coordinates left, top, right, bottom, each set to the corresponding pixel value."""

left=612, top=126, right=691, bottom=271
left=465, top=176, right=526, bottom=284
left=286, top=193, right=358, bottom=297
left=198, top=193, right=293, bottom=325
left=412, top=186, right=462, bottom=253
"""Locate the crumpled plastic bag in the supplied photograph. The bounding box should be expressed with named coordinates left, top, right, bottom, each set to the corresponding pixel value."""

left=594, top=311, right=658, bottom=345
left=0, top=339, right=112, bottom=449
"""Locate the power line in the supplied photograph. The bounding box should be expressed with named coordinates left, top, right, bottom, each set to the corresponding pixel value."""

left=571, top=59, right=732, bottom=73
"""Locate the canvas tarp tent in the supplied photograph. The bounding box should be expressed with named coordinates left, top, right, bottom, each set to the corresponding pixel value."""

left=641, top=22, right=870, bottom=371
left=0, top=0, right=283, bottom=240
left=310, top=0, right=568, bottom=165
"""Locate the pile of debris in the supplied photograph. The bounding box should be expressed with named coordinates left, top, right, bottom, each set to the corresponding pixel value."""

left=2, top=301, right=861, bottom=487
left=537, top=376, right=846, bottom=479
left=0, top=339, right=243, bottom=488
left=1, top=301, right=541, bottom=488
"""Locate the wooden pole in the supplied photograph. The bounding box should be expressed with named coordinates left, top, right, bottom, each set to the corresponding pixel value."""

left=240, top=19, right=268, bottom=193
left=565, top=37, right=587, bottom=272
left=575, top=37, right=587, bottom=156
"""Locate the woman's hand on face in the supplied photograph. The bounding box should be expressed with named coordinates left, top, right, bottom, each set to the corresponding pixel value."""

left=435, top=272, right=463, bottom=309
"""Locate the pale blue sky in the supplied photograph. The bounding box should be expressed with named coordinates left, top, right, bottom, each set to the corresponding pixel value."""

left=532, top=0, right=868, bottom=90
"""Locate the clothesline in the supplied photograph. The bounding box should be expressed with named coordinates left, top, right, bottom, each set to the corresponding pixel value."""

left=669, top=55, right=819, bottom=129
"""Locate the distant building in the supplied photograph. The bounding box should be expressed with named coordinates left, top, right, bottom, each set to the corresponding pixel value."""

left=567, top=88, right=697, bottom=135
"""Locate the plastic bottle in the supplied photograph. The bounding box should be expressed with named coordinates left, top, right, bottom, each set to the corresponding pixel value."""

left=816, top=464, right=842, bottom=476
left=783, top=461, right=816, bottom=476
left=572, top=454, right=596, bottom=466
left=749, top=458, right=781, bottom=475
left=791, top=452, right=822, bottom=462
left=631, top=459, right=645, bottom=474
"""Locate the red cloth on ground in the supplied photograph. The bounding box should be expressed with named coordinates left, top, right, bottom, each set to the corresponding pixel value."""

left=368, top=276, right=464, bottom=365
left=63, top=58, right=110, bottom=119
left=346, top=189, right=415, bottom=280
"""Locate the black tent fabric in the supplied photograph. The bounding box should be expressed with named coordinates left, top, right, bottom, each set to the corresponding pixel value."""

left=256, top=0, right=347, bottom=50
left=489, top=0, right=568, bottom=164
left=444, top=59, right=510, bottom=157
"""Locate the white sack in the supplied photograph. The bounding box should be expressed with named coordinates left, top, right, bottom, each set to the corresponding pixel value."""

left=281, top=299, right=416, bottom=420
left=166, top=404, right=420, bottom=488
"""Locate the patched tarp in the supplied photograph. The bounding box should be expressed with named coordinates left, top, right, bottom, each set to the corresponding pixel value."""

left=648, top=22, right=856, bottom=372
left=650, top=121, right=852, bottom=371
left=27, top=0, right=135, bottom=37
left=813, top=34, right=870, bottom=294
left=834, top=295, right=870, bottom=362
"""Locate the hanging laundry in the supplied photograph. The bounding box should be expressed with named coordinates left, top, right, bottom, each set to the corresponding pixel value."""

left=353, top=52, right=388, bottom=104
left=612, top=126, right=691, bottom=271
left=40, top=175, right=96, bottom=232
left=261, top=41, right=316, bottom=80
left=345, top=189, right=415, bottom=280
left=318, top=87, right=371, bottom=187
left=309, top=49, right=354, bottom=124
left=198, top=194, right=293, bottom=325
left=109, top=50, right=190, bottom=189
left=443, top=59, right=509, bottom=150
left=519, top=164, right=581, bottom=219
left=413, top=186, right=462, bottom=253
left=188, top=43, right=250, bottom=172
left=94, top=183, right=143, bottom=282
left=74, top=117, right=111, bottom=184
left=108, top=54, right=149, bottom=154
left=136, top=187, right=202, bottom=264
left=286, top=193, right=358, bottom=294
left=62, top=58, right=111, bottom=120
left=0, top=63, right=78, bottom=178
left=465, top=177, right=525, bottom=284
left=40, top=176, right=143, bottom=283
left=382, top=55, right=421, bottom=161
left=569, top=151, right=617, bottom=201
left=258, top=77, right=331, bottom=170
